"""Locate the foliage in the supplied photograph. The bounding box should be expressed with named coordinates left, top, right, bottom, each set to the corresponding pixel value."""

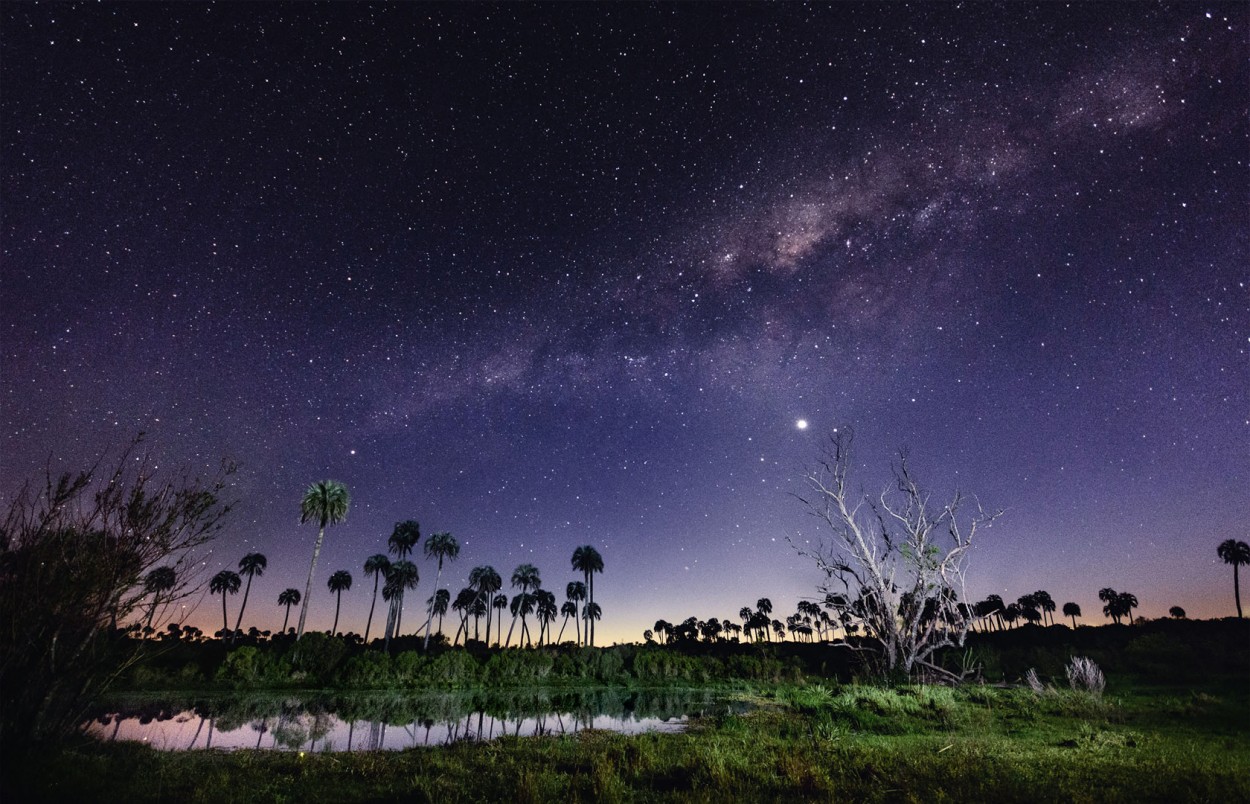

left=0, top=438, right=233, bottom=746
left=1065, top=656, right=1105, bottom=696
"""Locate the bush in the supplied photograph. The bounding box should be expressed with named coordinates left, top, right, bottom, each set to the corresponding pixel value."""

left=1066, top=656, right=1105, bottom=696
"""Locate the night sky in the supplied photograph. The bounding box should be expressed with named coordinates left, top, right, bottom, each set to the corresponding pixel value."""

left=3, top=4, right=1247, bottom=643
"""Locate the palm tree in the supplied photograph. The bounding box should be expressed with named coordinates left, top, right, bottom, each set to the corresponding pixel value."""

left=535, top=589, right=557, bottom=646
left=142, top=566, right=177, bottom=632
left=1117, top=592, right=1139, bottom=624
left=210, top=570, right=241, bottom=638
left=452, top=587, right=476, bottom=645
left=492, top=593, right=508, bottom=645
left=1169, top=606, right=1186, bottom=619
left=571, top=546, right=604, bottom=646
left=1062, top=601, right=1081, bottom=629
left=388, top=520, right=421, bottom=560
left=232, top=552, right=267, bottom=644
left=1217, top=539, right=1250, bottom=618
left=557, top=600, right=579, bottom=643
left=297, top=480, right=350, bottom=639
left=469, top=566, right=503, bottom=645
left=327, top=570, right=353, bottom=635
left=505, top=564, right=541, bottom=647
left=421, top=532, right=460, bottom=650
left=1032, top=591, right=1056, bottom=627
left=584, top=601, right=601, bottom=639
left=278, top=588, right=301, bottom=633
left=384, top=560, right=419, bottom=643
left=362, top=554, right=391, bottom=643
left=739, top=606, right=753, bottom=641
left=566, top=581, right=586, bottom=645
left=756, top=598, right=773, bottom=641
left=1000, top=603, right=1021, bottom=629
left=1098, top=588, right=1120, bottom=624
left=428, top=588, right=450, bottom=640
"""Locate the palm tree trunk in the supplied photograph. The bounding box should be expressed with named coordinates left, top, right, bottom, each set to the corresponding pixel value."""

left=221, top=593, right=229, bottom=637
left=282, top=604, right=292, bottom=634
left=506, top=614, right=518, bottom=648
left=423, top=561, right=444, bottom=651
left=557, top=615, right=569, bottom=644
left=332, top=591, right=342, bottom=635
left=1069, top=614, right=1077, bottom=629
left=365, top=575, right=380, bottom=643
left=297, top=524, right=327, bottom=639
left=233, top=574, right=254, bottom=644
left=574, top=605, right=581, bottom=646
left=1235, top=563, right=1243, bottom=618
left=588, top=572, right=595, bottom=647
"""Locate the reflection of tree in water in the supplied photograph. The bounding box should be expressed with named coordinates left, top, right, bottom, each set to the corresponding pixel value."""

left=88, top=688, right=744, bottom=750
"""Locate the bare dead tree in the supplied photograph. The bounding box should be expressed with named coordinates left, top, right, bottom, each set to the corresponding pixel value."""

left=0, top=436, right=235, bottom=745
left=791, top=430, right=1001, bottom=682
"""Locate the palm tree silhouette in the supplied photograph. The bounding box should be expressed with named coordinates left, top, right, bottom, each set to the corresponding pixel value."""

left=468, top=566, right=502, bottom=646
left=565, top=581, right=587, bottom=645
left=557, top=600, right=579, bottom=643
left=1098, top=588, right=1120, bottom=624
left=739, top=607, right=753, bottom=641
left=756, top=598, right=773, bottom=641
left=1217, top=539, right=1250, bottom=618
left=421, top=532, right=460, bottom=650
left=362, top=554, right=390, bottom=643
left=278, top=588, right=301, bottom=633
left=452, top=587, right=476, bottom=645
left=535, top=589, right=557, bottom=646
left=1000, top=603, right=1021, bottom=629
left=571, top=546, right=604, bottom=646
left=142, top=566, right=177, bottom=632
left=1169, top=606, right=1186, bottom=619
left=388, top=520, right=421, bottom=561
left=1116, top=592, right=1138, bottom=624
left=297, top=481, right=350, bottom=639
left=232, top=552, right=267, bottom=644
left=428, top=588, right=450, bottom=640
left=384, top=559, right=419, bottom=643
left=1032, top=591, right=1056, bottom=627
left=210, top=570, right=241, bottom=638
left=327, top=570, right=353, bottom=635
left=1062, top=601, right=1081, bottom=629
left=506, top=564, right=541, bottom=647
left=492, top=593, right=508, bottom=646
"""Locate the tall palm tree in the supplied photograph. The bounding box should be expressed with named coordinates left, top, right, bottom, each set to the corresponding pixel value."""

left=428, top=588, right=450, bottom=639
left=756, top=598, right=773, bottom=641
left=362, top=554, right=391, bottom=643
left=584, top=601, right=601, bottom=641
left=1000, top=603, right=1021, bottom=629
left=739, top=606, right=753, bottom=641
left=421, top=532, right=460, bottom=650
left=327, top=570, right=353, bottom=635
left=557, top=600, right=579, bottom=643
left=1062, top=601, right=1081, bottom=629
left=505, top=564, right=541, bottom=646
left=508, top=591, right=537, bottom=647
left=566, top=581, right=586, bottom=645
left=384, top=560, right=419, bottom=644
left=1217, top=539, right=1250, bottom=618
left=142, top=566, right=177, bottom=632
left=452, top=587, right=476, bottom=645
left=232, top=552, right=267, bottom=644
left=388, top=520, right=421, bottom=561
left=571, top=546, right=604, bottom=646
left=535, top=589, right=557, bottom=646
left=469, top=566, right=503, bottom=646
left=492, top=593, right=508, bottom=645
left=278, top=588, right=301, bottom=633
left=210, top=570, right=241, bottom=638
left=297, top=480, right=350, bottom=639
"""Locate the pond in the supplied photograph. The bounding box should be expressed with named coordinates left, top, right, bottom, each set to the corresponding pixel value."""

left=83, top=688, right=746, bottom=751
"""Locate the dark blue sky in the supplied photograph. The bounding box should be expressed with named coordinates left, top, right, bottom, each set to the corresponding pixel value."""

left=3, top=3, right=1246, bottom=641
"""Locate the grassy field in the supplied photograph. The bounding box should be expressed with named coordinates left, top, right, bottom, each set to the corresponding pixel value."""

left=8, top=678, right=1247, bottom=802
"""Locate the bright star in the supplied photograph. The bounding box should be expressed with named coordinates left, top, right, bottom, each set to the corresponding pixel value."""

left=795, top=419, right=808, bottom=430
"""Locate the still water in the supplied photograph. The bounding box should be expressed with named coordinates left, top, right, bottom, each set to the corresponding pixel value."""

left=84, top=688, right=743, bottom=752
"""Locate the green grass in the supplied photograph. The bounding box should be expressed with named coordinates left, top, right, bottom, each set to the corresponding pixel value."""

left=7, top=681, right=1247, bottom=802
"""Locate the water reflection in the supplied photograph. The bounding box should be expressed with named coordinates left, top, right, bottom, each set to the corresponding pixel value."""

left=84, top=688, right=744, bottom=752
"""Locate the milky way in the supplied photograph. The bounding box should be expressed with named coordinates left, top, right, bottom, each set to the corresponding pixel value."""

left=3, top=4, right=1246, bottom=641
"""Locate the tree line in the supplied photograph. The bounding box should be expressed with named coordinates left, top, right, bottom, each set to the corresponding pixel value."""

left=185, top=481, right=607, bottom=651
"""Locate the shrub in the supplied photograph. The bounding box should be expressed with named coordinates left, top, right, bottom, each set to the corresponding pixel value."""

left=1066, top=656, right=1105, bottom=696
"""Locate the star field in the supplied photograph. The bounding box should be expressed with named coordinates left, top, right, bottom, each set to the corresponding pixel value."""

left=2, top=4, right=1247, bottom=642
